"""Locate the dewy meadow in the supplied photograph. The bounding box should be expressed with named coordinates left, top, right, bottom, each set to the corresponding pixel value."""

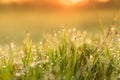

left=0, top=27, right=120, bottom=80
left=0, top=0, right=120, bottom=80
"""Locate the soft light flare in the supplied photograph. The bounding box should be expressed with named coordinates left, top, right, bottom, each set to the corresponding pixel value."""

left=97, top=0, right=110, bottom=3
left=59, top=0, right=88, bottom=6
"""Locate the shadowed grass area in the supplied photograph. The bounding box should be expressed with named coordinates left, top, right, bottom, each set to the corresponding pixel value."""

left=0, top=27, right=120, bottom=80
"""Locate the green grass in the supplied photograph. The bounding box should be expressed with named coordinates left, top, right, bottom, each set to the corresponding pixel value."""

left=0, top=27, right=120, bottom=80
left=0, top=8, right=120, bottom=80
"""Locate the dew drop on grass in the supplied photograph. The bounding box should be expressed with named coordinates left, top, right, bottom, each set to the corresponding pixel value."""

left=10, top=42, right=15, bottom=49
left=3, top=65, right=6, bottom=68
left=33, top=56, right=37, bottom=61
left=90, top=55, right=93, bottom=59
left=30, top=62, right=36, bottom=68
left=110, top=48, right=113, bottom=51
left=54, top=33, right=57, bottom=37
left=118, top=38, right=120, bottom=42
left=40, top=42, right=43, bottom=45
left=48, top=46, right=50, bottom=48
left=51, top=62, right=53, bottom=66
left=73, top=28, right=76, bottom=32
left=15, top=72, right=21, bottom=77
left=62, top=29, right=65, bottom=32
left=39, top=65, right=42, bottom=68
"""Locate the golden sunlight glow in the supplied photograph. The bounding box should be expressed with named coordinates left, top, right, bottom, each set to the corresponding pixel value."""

left=71, top=0, right=82, bottom=4
left=58, top=0, right=88, bottom=6
left=0, top=0, right=110, bottom=5
left=1, top=0, right=21, bottom=4
left=97, top=0, right=110, bottom=3
left=0, top=0, right=33, bottom=4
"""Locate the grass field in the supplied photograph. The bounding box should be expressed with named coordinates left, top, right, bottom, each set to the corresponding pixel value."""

left=0, top=9, right=120, bottom=80
left=0, top=27, right=120, bottom=80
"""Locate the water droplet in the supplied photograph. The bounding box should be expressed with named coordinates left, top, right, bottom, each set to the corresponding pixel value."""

left=48, top=46, right=50, bottom=48
left=90, top=55, right=93, bottom=59
left=10, top=42, right=15, bottom=48
left=15, top=72, right=21, bottom=77
left=54, top=33, right=57, bottom=37
left=73, top=28, right=76, bottom=32
left=40, top=42, right=43, bottom=45
left=3, top=65, right=6, bottom=68
left=118, top=38, right=120, bottom=41
left=110, top=48, right=113, bottom=51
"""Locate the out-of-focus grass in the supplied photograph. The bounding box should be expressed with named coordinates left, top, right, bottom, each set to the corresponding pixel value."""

left=0, top=9, right=120, bottom=44
left=0, top=27, right=120, bottom=80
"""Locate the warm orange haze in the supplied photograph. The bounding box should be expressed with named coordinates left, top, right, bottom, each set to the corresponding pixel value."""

left=0, top=1, right=120, bottom=80
left=0, top=0, right=110, bottom=6
left=0, top=0, right=119, bottom=44
left=58, top=0, right=89, bottom=6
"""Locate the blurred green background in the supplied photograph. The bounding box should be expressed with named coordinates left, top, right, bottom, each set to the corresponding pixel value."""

left=0, top=0, right=120, bottom=44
